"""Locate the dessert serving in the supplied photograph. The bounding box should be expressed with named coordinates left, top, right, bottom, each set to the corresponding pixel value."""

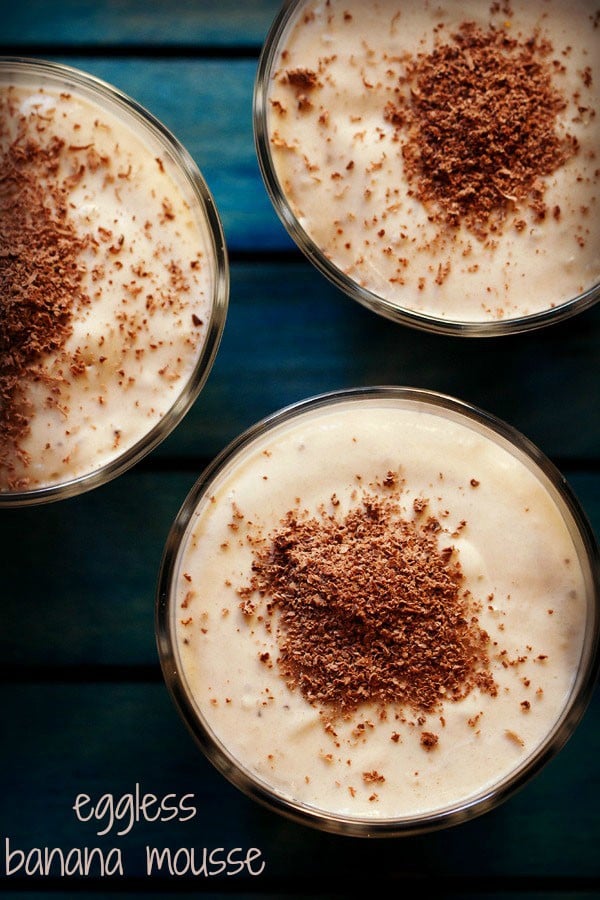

left=0, top=58, right=228, bottom=505
left=157, top=388, right=599, bottom=835
left=254, top=0, right=600, bottom=334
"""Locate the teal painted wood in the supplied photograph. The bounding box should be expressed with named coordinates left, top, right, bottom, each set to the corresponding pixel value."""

left=0, top=472, right=193, bottom=668
left=1, top=683, right=598, bottom=882
left=163, top=262, right=600, bottom=464
left=3, top=0, right=282, bottom=47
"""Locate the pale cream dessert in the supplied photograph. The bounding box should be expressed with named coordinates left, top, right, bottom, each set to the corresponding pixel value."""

left=0, top=62, right=226, bottom=498
left=164, top=391, right=595, bottom=829
left=259, top=0, right=600, bottom=327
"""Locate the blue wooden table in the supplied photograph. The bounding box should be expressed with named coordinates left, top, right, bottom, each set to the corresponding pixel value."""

left=1, top=2, right=599, bottom=896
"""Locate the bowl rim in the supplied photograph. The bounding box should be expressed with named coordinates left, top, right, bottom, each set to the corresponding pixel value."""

left=252, top=0, right=600, bottom=338
left=156, top=385, right=600, bottom=837
left=0, top=56, right=229, bottom=507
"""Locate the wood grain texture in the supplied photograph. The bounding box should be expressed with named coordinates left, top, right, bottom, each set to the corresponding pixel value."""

left=190, top=263, right=600, bottom=464
left=3, top=0, right=282, bottom=48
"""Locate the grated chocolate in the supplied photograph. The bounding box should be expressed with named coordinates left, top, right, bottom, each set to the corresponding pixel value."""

left=385, top=21, right=579, bottom=238
left=0, top=124, right=90, bottom=486
left=239, top=476, right=497, bottom=717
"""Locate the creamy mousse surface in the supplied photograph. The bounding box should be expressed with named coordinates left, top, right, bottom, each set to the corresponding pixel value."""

left=173, top=397, right=588, bottom=821
left=264, top=0, right=599, bottom=324
left=0, top=75, right=216, bottom=493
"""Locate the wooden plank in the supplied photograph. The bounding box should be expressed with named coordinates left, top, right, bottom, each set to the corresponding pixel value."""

left=3, top=0, right=281, bottom=48
left=0, top=472, right=192, bottom=669
left=167, top=262, right=600, bottom=464
left=1, top=682, right=598, bottom=884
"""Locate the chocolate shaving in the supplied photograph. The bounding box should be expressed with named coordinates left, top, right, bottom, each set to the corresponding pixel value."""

left=0, top=122, right=89, bottom=487
left=385, top=22, right=578, bottom=238
left=240, top=479, right=496, bottom=716
left=285, top=68, right=319, bottom=90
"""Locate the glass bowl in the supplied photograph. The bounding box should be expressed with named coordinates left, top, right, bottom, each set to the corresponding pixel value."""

left=156, top=386, right=599, bottom=836
left=253, top=0, right=600, bottom=336
left=0, top=58, right=228, bottom=506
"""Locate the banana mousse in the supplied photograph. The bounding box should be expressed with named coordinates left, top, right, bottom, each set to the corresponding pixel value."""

left=0, top=62, right=226, bottom=498
left=164, top=391, right=595, bottom=829
left=260, top=0, right=599, bottom=326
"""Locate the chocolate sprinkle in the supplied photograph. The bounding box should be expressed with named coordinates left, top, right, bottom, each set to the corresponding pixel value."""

left=385, top=22, right=578, bottom=238
left=240, top=479, right=497, bottom=716
left=0, top=117, right=89, bottom=486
